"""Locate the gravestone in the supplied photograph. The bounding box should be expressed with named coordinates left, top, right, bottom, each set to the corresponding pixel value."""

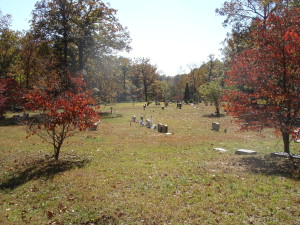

left=271, top=152, right=300, bottom=159
left=213, top=148, right=228, bottom=152
left=89, top=120, right=101, bottom=131
left=151, top=124, right=157, bottom=130
left=212, top=122, right=220, bottom=131
left=158, top=123, right=163, bottom=133
left=145, top=119, right=152, bottom=128
left=235, top=149, right=257, bottom=155
left=132, top=115, right=136, bottom=122
left=162, top=125, right=168, bottom=133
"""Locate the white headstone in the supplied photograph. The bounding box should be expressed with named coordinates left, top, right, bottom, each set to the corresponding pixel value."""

left=213, top=148, right=228, bottom=152
left=235, top=149, right=257, bottom=155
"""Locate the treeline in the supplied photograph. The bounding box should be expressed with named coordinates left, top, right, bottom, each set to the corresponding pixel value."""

left=0, top=0, right=226, bottom=114
left=1, top=0, right=299, bottom=113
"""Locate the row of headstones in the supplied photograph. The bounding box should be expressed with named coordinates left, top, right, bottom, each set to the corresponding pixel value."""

left=132, top=115, right=169, bottom=134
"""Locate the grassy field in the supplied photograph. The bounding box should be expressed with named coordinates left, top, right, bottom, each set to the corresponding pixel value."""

left=0, top=102, right=299, bottom=224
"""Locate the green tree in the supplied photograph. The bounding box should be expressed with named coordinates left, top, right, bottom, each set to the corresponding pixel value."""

left=183, top=82, right=190, bottom=104
left=199, top=81, right=224, bottom=116
left=131, top=58, right=159, bottom=102
left=31, top=0, right=131, bottom=82
left=0, top=11, right=20, bottom=78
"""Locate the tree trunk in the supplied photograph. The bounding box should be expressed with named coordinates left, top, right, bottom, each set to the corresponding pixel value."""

left=282, top=131, right=290, bottom=154
left=78, top=41, right=84, bottom=72
left=215, top=102, right=220, bottom=117
left=54, top=141, right=62, bottom=160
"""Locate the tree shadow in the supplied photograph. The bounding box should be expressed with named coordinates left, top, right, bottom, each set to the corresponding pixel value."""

left=100, top=112, right=123, bottom=119
left=0, top=155, right=91, bottom=190
left=202, top=113, right=226, bottom=118
left=0, top=116, right=24, bottom=126
left=236, top=154, right=300, bottom=179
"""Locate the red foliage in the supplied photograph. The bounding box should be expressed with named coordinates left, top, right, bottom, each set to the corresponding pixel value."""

left=25, top=74, right=100, bottom=160
left=224, top=8, right=300, bottom=153
left=0, top=77, right=24, bottom=117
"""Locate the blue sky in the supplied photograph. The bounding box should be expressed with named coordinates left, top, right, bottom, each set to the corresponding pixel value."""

left=0, top=0, right=228, bottom=76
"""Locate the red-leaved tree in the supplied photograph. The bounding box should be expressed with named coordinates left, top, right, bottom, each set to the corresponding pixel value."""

left=0, top=77, right=24, bottom=117
left=224, top=8, right=300, bottom=154
left=25, top=74, right=100, bottom=160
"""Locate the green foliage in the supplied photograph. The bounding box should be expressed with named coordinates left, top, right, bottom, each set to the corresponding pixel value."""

left=183, top=82, right=190, bottom=103
left=199, top=81, right=224, bottom=115
left=130, top=58, right=160, bottom=102
left=0, top=11, right=20, bottom=77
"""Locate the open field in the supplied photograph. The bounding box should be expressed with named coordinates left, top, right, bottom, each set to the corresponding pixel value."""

left=0, top=102, right=299, bottom=224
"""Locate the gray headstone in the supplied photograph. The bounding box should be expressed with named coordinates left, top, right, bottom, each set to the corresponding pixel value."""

left=145, top=119, right=152, bottom=128
left=161, top=125, right=168, bottom=133
left=158, top=123, right=163, bottom=133
left=151, top=124, right=157, bottom=130
left=132, top=115, right=136, bottom=122
left=212, top=122, right=220, bottom=131
left=235, top=149, right=257, bottom=155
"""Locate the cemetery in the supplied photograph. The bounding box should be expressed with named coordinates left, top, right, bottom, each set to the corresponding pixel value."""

left=0, top=102, right=299, bottom=224
left=0, top=1, right=299, bottom=223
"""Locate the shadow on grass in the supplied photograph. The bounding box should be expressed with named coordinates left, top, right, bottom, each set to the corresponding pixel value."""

left=0, top=117, right=23, bottom=126
left=237, top=155, right=300, bottom=179
left=100, top=112, right=123, bottom=119
left=0, top=155, right=91, bottom=190
left=202, top=113, right=226, bottom=118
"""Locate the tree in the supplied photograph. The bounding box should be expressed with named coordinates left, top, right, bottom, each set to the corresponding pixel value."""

left=25, top=74, right=100, bottom=160
left=216, top=0, right=289, bottom=31
left=0, top=77, right=24, bottom=117
left=224, top=8, right=300, bottom=154
left=131, top=58, right=159, bottom=102
left=216, top=0, right=300, bottom=64
left=31, top=0, right=131, bottom=85
left=183, top=82, right=191, bottom=104
left=0, top=11, right=20, bottom=78
left=199, top=81, right=224, bottom=116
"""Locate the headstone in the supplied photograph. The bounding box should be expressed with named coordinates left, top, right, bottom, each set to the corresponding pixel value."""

left=162, top=106, right=164, bottom=110
left=235, top=149, right=257, bottom=155
left=110, top=107, right=113, bottom=114
left=271, top=152, right=300, bottom=159
left=151, top=124, right=157, bottom=130
left=89, top=120, right=100, bottom=131
left=158, top=123, right=163, bottom=133
left=145, top=119, right=152, bottom=128
left=162, top=125, right=168, bottom=133
left=212, top=122, right=220, bottom=131
left=213, top=148, right=228, bottom=152
left=132, top=115, right=136, bottom=122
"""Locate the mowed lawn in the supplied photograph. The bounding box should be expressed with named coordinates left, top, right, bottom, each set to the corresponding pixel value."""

left=0, top=102, right=299, bottom=224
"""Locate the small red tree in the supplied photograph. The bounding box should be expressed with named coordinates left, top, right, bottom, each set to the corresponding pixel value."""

left=224, top=8, right=300, bottom=154
left=25, top=74, right=100, bottom=160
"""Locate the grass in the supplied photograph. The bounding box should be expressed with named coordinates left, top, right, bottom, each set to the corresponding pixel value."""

left=0, top=102, right=299, bottom=224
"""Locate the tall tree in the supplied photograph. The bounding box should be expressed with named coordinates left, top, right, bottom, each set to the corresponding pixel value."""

left=31, top=0, right=131, bottom=83
left=216, top=0, right=289, bottom=31
left=0, top=11, right=20, bottom=78
left=199, top=81, right=224, bottom=116
left=183, top=82, right=191, bottom=104
left=131, top=58, right=159, bottom=102
left=224, top=8, right=300, bottom=154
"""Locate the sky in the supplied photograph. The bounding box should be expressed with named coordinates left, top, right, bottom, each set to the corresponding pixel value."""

left=0, top=0, right=229, bottom=76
